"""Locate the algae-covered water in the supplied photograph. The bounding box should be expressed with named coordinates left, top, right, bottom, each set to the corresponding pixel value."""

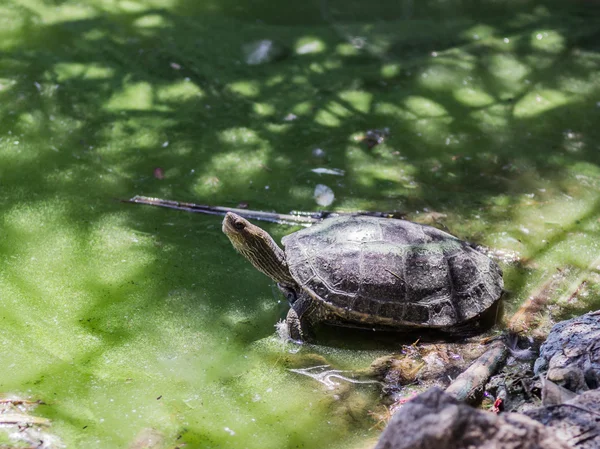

left=1, top=0, right=600, bottom=447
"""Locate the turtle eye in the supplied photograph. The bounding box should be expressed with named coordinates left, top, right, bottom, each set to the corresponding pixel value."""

left=234, top=220, right=245, bottom=230
left=286, top=290, right=297, bottom=303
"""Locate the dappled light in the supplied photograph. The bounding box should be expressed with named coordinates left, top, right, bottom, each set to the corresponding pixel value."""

left=1, top=0, right=600, bottom=447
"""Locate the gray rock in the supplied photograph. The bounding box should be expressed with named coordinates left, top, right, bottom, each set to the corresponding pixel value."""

left=534, top=311, right=600, bottom=392
left=524, top=389, right=600, bottom=449
left=375, top=387, right=570, bottom=449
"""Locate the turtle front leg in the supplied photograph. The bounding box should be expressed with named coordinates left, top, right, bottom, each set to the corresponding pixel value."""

left=286, top=295, right=318, bottom=343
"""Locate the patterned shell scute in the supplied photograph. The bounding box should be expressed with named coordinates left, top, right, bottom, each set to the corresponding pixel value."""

left=281, top=216, right=503, bottom=328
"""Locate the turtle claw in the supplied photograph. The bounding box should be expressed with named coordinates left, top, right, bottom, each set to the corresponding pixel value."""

left=275, top=318, right=305, bottom=345
left=287, top=313, right=306, bottom=343
left=285, top=308, right=316, bottom=343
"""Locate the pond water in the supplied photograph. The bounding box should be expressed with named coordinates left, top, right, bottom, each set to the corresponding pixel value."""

left=1, top=0, right=600, bottom=447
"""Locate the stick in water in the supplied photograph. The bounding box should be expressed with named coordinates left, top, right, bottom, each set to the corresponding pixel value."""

left=123, top=195, right=402, bottom=226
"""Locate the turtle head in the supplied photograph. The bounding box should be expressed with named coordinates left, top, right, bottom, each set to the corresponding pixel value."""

left=222, top=212, right=296, bottom=287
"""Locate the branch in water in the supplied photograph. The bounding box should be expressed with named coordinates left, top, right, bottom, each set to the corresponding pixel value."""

left=123, top=195, right=402, bottom=226
left=445, top=340, right=508, bottom=403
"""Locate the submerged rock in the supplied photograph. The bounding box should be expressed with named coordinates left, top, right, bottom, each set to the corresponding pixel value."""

left=534, top=310, right=600, bottom=392
left=375, top=387, right=570, bottom=449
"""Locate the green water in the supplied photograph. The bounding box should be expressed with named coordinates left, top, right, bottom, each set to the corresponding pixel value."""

left=1, top=0, right=600, bottom=447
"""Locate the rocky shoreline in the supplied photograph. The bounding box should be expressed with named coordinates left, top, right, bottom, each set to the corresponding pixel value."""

left=373, top=311, right=600, bottom=449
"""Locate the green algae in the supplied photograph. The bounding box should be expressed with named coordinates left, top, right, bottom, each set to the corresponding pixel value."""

left=0, top=0, right=600, bottom=447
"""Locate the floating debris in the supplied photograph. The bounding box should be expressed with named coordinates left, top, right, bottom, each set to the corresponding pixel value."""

left=505, top=333, right=536, bottom=361
left=362, top=128, right=390, bottom=149
left=311, top=168, right=345, bottom=176
left=243, top=40, right=288, bottom=65
left=0, top=396, right=63, bottom=448
left=312, top=148, right=326, bottom=158
left=314, top=184, right=334, bottom=206
left=283, top=113, right=297, bottom=121
left=289, top=365, right=380, bottom=390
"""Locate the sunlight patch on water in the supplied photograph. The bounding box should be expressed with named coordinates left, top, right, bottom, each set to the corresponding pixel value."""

left=513, top=89, right=571, bottom=118
left=453, top=87, right=495, bottom=107
left=338, top=91, right=372, bottom=114
left=253, top=102, right=276, bottom=117
left=116, top=0, right=148, bottom=13
left=265, top=74, right=284, bottom=86
left=418, top=65, right=467, bottom=91
left=14, top=111, right=47, bottom=135
left=315, top=109, right=342, bottom=127
left=292, top=100, right=314, bottom=116
left=336, top=42, right=361, bottom=56
left=412, top=118, right=453, bottom=146
left=227, top=81, right=260, bottom=98
left=134, top=13, right=169, bottom=29
left=192, top=131, right=271, bottom=194
left=156, top=80, right=205, bottom=103
left=347, top=145, right=417, bottom=190
left=0, top=6, right=30, bottom=50
left=403, top=96, right=448, bottom=117
left=218, top=127, right=261, bottom=145
left=87, top=215, right=156, bottom=284
left=381, top=63, right=401, bottom=78
left=105, top=82, right=155, bottom=111
left=530, top=30, right=565, bottom=53
left=265, top=123, right=292, bottom=134
left=54, top=63, right=115, bottom=81
left=291, top=75, right=309, bottom=85
left=460, top=24, right=496, bottom=41
left=0, top=77, right=16, bottom=92
left=295, top=37, right=326, bottom=55
left=373, top=102, right=417, bottom=120
left=470, top=106, right=510, bottom=131
left=486, top=53, right=529, bottom=83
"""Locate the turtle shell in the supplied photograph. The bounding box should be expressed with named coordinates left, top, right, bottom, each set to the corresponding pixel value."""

left=281, top=216, right=503, bottom=329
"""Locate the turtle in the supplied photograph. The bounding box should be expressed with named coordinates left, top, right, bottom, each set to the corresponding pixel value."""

left=222, top=212, right=503, bottom=342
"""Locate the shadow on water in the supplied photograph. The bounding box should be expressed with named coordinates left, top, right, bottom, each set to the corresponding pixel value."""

left=1, top=0, right=600, bottom=447
left=307, top=298, right=503, bottom=350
